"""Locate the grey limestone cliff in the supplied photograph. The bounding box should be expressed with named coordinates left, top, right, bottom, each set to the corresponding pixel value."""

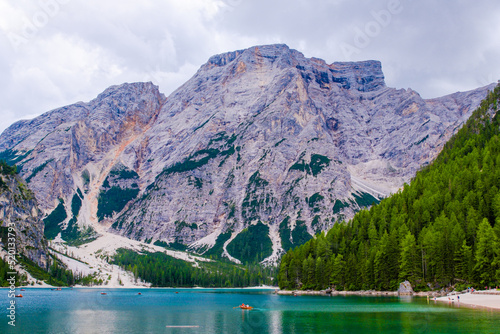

left=0, top=164, right=48, bottom=268
left=0, top=44, right=494, bottom=264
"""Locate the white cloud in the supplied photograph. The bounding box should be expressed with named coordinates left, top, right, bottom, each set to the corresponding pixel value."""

left=0, top=0, right=499, bottom=133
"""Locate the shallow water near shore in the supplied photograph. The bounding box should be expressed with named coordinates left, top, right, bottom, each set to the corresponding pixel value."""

left=1, top=288, right=499, bottom=333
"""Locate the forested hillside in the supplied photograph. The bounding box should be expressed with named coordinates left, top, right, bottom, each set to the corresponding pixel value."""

left=278, top=84, right=500, bottom=291
left=112, top=249, right=276, bottom=287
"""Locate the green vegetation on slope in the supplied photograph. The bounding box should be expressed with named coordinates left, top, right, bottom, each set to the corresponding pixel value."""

left=0, top=163, right=98, bottom=286
left=0, top=161, right=17, bottom=190
left=353, top=191, right=380, bottom=208
left=97, top=166, right=140, bottom=221
left=25, top=159, right=54, bottom=183
left=332, top=199, right=349, bottom=214
left=18, top=253, right=101, bottom=287
left=1, top=250, right=100, bottom=287
left=0, top=256, right=27, bottom=287
left=62, top=190, right=97, bottom=246
left=160, top=132, right=236, bottom=176
left=43, top=199, right=67, bottom=239
left=279, top=217, right=313, bottom=252
left=227, top=222, right=273, bottom=263
left=241, top=171, right=274, bottom=221
left=0, top=160, right=17, bottom=176
left=278, top=85, right=500, bottom=291
left=202, top=231, right=232, bottom=258
left=0, top=149, right=32, bottom=168
left=97, top=186, right=140, bottom=221
left=112, top=248, right=276, bottom=287
left=289, top=154, right=330, bottom=177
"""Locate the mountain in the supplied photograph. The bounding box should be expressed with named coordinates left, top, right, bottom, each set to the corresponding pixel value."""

left=278, top=84, right=500, bottom=291
left=0, top=162, right=49, bottom=269
left=0, top=44, right=494, bottom=264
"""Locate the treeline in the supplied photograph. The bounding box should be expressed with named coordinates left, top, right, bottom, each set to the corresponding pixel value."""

left=0, top=256, right=27, bottom=286
left=17, top=254, right=100, bottom=287
left=0, top=254, right=83, bottom=287
left=0, top=160, right=17, bottom=176
left=278, top=85, right=500, bottom=291
left=112, top=248, right=277, bottom=287
left=0, top=160, right=17, bottom=190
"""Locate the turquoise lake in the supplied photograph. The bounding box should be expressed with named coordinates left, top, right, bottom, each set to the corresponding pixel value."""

left=1, top=288, right=499, bottom=333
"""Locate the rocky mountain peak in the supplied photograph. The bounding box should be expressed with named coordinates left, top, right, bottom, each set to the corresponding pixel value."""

left=329, top=60, right=385, bottom=92
left=95, top=81, right=164, bottom=103
left=202, top=44, right=385, bottom=93
left=205, top=44, right=291, bottom=67
left=0, top=44, right=494, bottom=265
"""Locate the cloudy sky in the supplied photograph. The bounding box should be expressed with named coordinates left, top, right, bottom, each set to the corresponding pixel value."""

left=0, top=0, right=499, bottom=133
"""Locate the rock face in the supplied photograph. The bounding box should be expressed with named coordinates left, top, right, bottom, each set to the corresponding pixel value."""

left=0, top=82, right=165, bottom=248
left=0, top=44, right=494, bottom=264
left=398, top=280, right=414, bottom=296
left=0, top=165, right=49, bottom=268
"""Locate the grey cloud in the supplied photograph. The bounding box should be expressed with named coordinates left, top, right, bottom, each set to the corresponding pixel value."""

left=0, top=0, right=498, bottom=133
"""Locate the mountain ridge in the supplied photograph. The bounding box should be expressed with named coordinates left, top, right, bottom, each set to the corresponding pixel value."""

left=0, top=44, right=495, bottom=264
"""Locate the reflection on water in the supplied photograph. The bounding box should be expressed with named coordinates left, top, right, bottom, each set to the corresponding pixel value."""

left=399, top=295, right=414, bottom=303
left=269, top=310, right=283, bottom=334
left=67, top=309, right=117, bottom=334
left=1, top=288, right=499, bottom=333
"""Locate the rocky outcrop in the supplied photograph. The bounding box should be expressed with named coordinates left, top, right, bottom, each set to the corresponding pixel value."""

left=0, top=44, right=494, bottom=264
left=0, top=82, right=165, bottom=211
left=0, top=164, right=48, bottom=268
left=0, top=82, right=165, bottom=244
left=398, top=280, right=414, bottom=296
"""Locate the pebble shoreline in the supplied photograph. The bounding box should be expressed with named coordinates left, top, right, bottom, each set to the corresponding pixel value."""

left=277, top=289, right=500, bottom=311
left=277, top=289, right=448, bottom=297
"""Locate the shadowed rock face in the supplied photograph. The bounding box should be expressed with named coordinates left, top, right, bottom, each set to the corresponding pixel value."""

left=0, top=170, right=48, bottom=268
left=0, top=44, right=494, bottom=263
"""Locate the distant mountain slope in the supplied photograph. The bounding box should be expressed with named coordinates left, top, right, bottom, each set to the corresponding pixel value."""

left=278, top=84, right=500, bottom=290
left=0, top=44, right=494, bottom=263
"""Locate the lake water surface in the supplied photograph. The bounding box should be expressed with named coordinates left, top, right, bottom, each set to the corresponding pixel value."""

left=1, top=288, right=499, bottom=333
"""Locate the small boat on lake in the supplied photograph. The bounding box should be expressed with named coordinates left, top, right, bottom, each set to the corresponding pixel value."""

left=238, top=304, right=253, bottom=310
left=15, top=294, right=23, bottom=298
left=101, top=292, right=107, bottom=295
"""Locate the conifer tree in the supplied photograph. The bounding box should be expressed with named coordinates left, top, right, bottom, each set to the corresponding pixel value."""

left=474, top=218, right=499, bottom=285
left=330, top=254, right=345, bottom=289
left=399, top=231, right=419, bottom=282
